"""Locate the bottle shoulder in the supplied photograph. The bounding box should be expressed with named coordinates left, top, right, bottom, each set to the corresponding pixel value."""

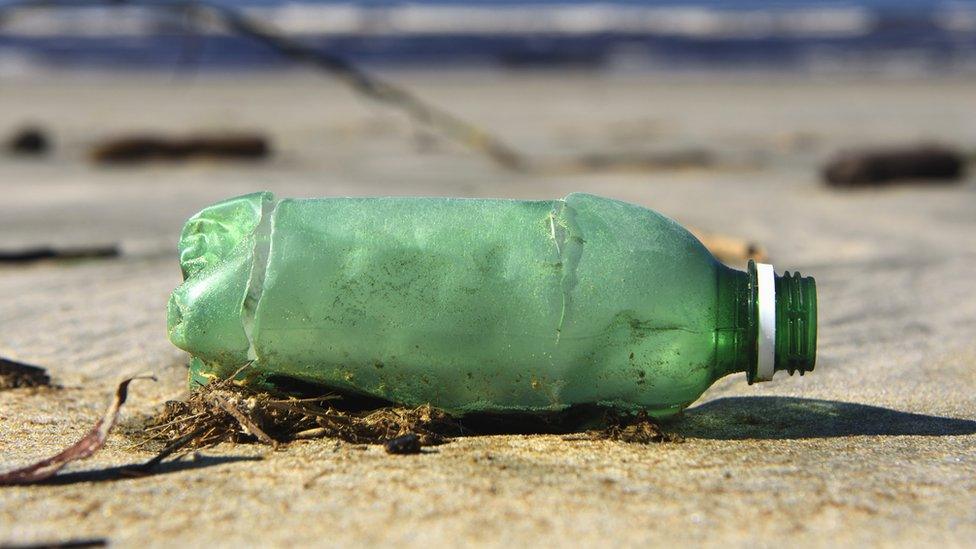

left=562, top=192, right=719, bottom=270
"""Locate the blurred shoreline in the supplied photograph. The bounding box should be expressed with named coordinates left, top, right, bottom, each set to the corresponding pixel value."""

left=2, top=1, right=976, bottom=75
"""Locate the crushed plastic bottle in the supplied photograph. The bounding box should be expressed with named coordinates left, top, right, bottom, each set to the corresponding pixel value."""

left=168, top=192, right=816, bottom=418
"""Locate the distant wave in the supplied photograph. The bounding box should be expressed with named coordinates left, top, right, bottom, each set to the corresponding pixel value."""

left=0, top=4, right=881, bottom=38
left=2, top=3, right=975, bottom=72
left=248, top=5, right=876, bottom=38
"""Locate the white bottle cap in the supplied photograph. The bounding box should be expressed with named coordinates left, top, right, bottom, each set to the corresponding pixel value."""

left=755, top=263, right=776, bottom=382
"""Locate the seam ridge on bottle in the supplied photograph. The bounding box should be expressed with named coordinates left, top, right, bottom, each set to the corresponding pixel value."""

left=549, top=199, right=584, bottom=343
left=241, top=195, right=279, bottom=361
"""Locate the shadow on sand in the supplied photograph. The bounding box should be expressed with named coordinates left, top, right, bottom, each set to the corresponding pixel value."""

left=671, top=396, right=976, bottom=440
left=35, top=455, right=262, bottom=486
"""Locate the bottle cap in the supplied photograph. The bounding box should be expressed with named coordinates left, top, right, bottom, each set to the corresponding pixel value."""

left=754, top=262, right=777, bottom=382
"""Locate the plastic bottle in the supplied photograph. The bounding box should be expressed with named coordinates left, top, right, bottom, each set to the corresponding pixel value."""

left=168, top=192, right=816, bottom=418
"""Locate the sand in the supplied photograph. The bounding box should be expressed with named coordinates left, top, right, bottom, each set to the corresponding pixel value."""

left=1, top=71, right=975, bottom=547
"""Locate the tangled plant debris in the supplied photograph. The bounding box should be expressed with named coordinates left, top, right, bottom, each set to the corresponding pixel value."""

left=0, top=369, right=676, bottom=486
left=600, top=411, right=682, bottom=444
left=139, top=373, right=680, bottom=453
left=143, top=374, right=461, bottom=450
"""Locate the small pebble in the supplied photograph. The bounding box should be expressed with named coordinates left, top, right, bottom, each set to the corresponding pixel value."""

left=384, top=433, right=422, bottom=455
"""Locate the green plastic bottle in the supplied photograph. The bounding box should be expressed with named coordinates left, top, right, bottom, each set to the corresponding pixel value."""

left=168, top=192, right=816, bottom=418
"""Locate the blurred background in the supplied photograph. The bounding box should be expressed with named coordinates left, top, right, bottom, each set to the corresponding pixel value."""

left=3, top=4, right=976, bottom=545
left=1, top=0, right=974, bottom=249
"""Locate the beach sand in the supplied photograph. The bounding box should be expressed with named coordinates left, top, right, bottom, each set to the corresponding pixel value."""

left=1, top=71, right=975, bottom=547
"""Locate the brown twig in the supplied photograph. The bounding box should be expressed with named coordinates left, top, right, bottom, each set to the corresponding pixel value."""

left=211, top=393, right=278, bottom=448
left=0, top=375, right=156, bottom=485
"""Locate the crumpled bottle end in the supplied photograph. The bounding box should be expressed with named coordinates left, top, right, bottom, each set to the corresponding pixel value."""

left=178, top=191, right=276, bottom=280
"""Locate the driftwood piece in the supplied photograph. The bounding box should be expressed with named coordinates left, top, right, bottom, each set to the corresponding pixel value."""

left=822, top=145, right=965, bottom=187
left=0, top=245, right=119, bottom=264
left=91, top=133, right=270, bottom=164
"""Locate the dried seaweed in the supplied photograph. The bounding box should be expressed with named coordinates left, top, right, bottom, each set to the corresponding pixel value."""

left=140, top=375, right=677, bottom=452
left=560, top=411, right=683, bottom=444
left=141, top=375, right=459, bottom=451
left=0, top=375, right=155, bottom=486
left=600, top=411, right=684, bottom=444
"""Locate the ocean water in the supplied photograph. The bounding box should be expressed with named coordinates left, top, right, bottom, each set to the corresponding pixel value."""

left=1, top=0, right=975, bottom=73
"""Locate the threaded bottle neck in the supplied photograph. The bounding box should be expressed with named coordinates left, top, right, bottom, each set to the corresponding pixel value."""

left=773, top=269, right=818, bottom=376
left=715, top=261, right=817, bottom=383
